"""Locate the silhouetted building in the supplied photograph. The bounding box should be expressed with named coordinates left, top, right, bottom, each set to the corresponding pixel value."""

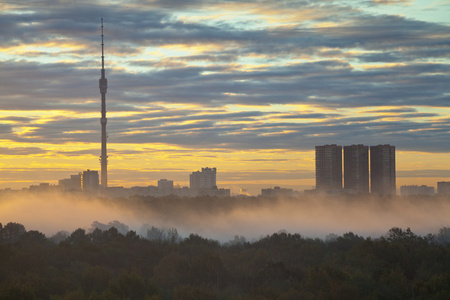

left=400, top=185, right=434, bottom=196
left=58, top=172, right=82, bottom=192
left=101, top=185, right=199, bottom=198
left=200, top=186, right=231, bottom=197
left=344, top=144, right=369, bottom=193
left=71, top=173, right=82, bottom=189
left=174, top=186, right=195, bottom=197
left=58, top=178, right=71, bottom=191
left=103, top=186, right=127, bottom=198
left=29, top=183, right=55, bottom=192
left=315, top=144, right=342, bottom=191
left=82, top=169, right=99, bottom=194
left=437, top=182, right=450, bottom=195
left=261, top=186, right=293, bottom=198
left=158, top=179, right=174, bottom=196
left=370, top=144, right=396, bottom=195
left=190, top=167, right=217, bottom=190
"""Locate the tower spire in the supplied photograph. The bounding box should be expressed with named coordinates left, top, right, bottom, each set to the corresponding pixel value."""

left=99, top=18, right=108, bottom=188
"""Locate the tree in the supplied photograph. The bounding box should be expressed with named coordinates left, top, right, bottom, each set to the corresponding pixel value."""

left=0, top=222, right=26, bottom=244
left=226, top=235, right=247, bottom=247
left=181, top=234, right=219, bottom=247
left=436, top=227, right=450, bottom=245
left=109, top=271, right=157, bottom=299
left=173, top=285, right=218, bottom=300
left=67, top=228, right=89, bottom=245
left=167, top=228, right=181, bottom=244
left=126, top=230, right=140, bottom=242
left=146, top=226, right=180, bottom=244
left=386, top=227, right=418, bottom=243
left=18, top=230, right=47, bottom=245
left=147, top=226, right=166, bottom=242
left=303, top=265, right=358, bottom=299
left=376, top=268, right=410, bottom=299
left=49, top=231, right=69, bottom=244
left=89, top=220, right=129, bottom=236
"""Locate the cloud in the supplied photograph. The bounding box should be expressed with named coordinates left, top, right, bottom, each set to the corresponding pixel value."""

left=371, top=0, right=412, bottom=5
left=55, top=149, right=99, bottom=157
left=397, top=170, right=450, bottom=178
left=1, top=101, right=447, bottom=153
left=0, top=124, right=12, bottom=135
left=365, top=108, right=417, bottom=114
left=0, top=147, right=47, bottom=155
left=0, top=0, right=449, bottom=183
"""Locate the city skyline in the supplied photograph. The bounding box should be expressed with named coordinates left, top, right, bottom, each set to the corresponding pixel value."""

left=0, top=0, right=449, bottom=194
left=6, top=158, right=448, bottom=197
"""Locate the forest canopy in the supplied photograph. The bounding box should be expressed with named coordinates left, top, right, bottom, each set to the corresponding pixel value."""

left=1, top=221, right=450, bottom=299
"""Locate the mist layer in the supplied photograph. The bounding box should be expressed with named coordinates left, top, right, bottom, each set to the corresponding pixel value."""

left=1, top=192, right=448, bottom=241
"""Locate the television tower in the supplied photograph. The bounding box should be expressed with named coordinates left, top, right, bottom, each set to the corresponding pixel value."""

left=99, top=18, right=108, bottom=188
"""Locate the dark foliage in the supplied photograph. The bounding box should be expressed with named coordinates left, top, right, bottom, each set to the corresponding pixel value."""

left=1, top=222, right=450, bottom=299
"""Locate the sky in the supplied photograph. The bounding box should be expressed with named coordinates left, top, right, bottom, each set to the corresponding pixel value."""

left=0, top=0, right=449, bottom=195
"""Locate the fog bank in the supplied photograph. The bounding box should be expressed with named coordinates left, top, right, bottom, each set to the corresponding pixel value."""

left=1, top=192, right=449, bottom=241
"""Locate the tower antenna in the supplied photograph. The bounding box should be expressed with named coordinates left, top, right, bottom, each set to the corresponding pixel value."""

left=99, top=18, right=108, bottom=188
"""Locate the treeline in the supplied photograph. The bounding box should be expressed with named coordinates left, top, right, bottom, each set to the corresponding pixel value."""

left=1, top=222, right=450, bottom=299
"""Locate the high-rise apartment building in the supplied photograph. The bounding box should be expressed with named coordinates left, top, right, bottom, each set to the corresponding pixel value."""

left=82, top=169, right=99, bottom=194
left=344, top=144, right=369, bottom=193
left=315, top=144, right=342, bottom=190
left=190, top=167, right=217, bottom=190
left=370, top=144, right=396, bottom=195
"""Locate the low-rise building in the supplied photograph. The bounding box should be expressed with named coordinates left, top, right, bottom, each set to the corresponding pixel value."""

left=400, top=185, right=434, bottom=196
left=199, top=187, right=231, bottom=197
left=437, top=182, right=450, bottom=195
left=158, top=179, right=174, bottom=196
left=58, top=173, right=82, bottom=192
left=261, top=186, right=293, bottom=198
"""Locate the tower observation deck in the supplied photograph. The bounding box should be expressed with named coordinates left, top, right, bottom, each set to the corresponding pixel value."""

left=99, top=18, right=108, bottom=188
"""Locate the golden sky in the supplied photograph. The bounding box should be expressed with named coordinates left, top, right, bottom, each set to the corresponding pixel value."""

left=0, top=0, right=449, bottom=194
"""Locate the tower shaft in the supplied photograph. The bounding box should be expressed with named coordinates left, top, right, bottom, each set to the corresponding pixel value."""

left=99, top=18, right=108, bottom=188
